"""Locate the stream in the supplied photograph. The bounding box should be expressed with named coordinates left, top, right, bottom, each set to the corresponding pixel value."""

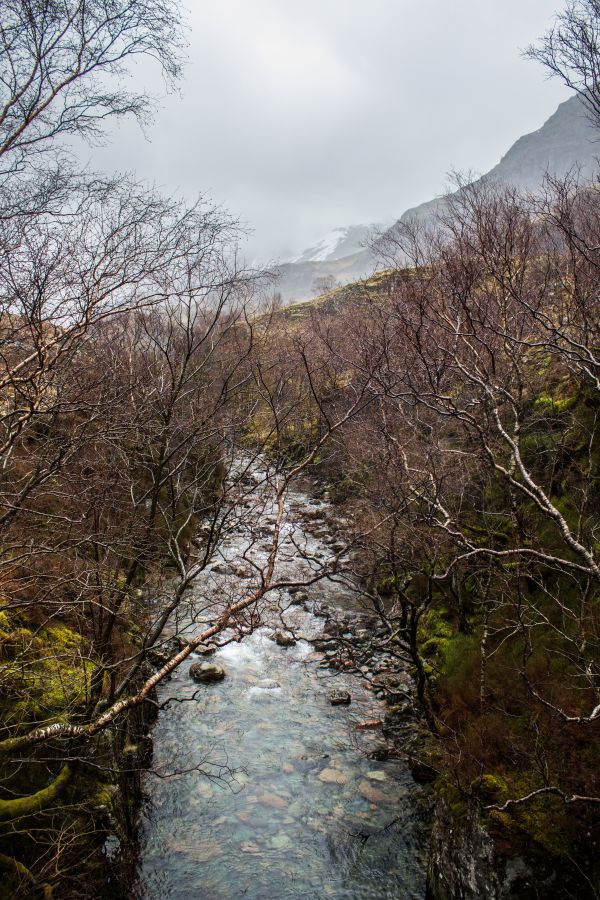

left=133, top=469, right=429, bottom=899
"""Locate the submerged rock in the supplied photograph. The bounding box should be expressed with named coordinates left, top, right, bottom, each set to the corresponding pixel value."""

left=189, top=662, right=226, bottom=683
left=358, top=780, right=389, bottom=805
left=329, top=690, right=351, bottom=706
left=256, top=679, right=281, bottom=690
left=256, top=792, right=288, bottom=809
left=318, top=767, right=348, bottom=785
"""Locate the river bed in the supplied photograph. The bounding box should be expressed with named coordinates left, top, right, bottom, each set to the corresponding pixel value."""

left=133, top=474, right=428, bottom=899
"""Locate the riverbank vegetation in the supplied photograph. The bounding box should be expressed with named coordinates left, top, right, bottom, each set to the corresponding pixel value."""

left=278, top=171, right=600, bottom=890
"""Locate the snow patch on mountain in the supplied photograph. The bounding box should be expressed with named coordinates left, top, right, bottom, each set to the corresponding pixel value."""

left=288, top=223, right=385, bottom=266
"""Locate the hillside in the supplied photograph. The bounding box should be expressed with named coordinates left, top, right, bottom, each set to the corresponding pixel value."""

left=398, top=93, right=599, bottom=228
left=275, top=94, right=600, bottom=304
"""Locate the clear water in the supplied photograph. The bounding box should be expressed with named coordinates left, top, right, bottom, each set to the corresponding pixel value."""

left=134, top=478, right=428, bottom=899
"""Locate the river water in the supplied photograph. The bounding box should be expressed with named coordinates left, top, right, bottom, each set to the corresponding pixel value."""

left=133, top=470, right=428, bottom=899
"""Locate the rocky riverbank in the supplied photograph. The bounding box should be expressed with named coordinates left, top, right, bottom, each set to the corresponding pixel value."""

left=293, top=479, right=597, bottom=900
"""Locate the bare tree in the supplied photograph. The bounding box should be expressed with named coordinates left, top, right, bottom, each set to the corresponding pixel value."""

left=526, top=0, right=600, bottom=127
left=308, top=173, right=600, bottom=867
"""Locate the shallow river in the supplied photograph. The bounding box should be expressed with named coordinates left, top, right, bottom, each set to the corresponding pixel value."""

left=134, top=476, right=428, bottom=899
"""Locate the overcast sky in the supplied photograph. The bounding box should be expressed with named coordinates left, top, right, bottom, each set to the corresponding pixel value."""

left=90, top=0, right=570, bottom=263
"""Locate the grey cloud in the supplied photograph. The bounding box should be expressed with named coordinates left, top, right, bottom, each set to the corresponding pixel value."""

left=89, top=0, right=569, bottom=263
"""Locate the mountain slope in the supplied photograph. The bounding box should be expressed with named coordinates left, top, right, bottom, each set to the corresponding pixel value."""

left=398, top=93, right=599, bottom=228
left=276, top=95, right=600, bottom=305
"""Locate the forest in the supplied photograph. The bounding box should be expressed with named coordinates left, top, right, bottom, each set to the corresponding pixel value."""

left=0, top=1, right=598, bottom=898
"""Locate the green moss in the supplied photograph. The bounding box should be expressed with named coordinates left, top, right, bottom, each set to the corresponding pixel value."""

left=0, top=764, right=71, bottom=823
left=435, top=776, right=470, bottom=825
left=0, top=609, right=10, bottom=640
left=488, top=792, right=574, bottom=859
left=534, top=393, right=576, bottom=414
left=90, top=784, right=118, bottom=813
left=471, top=773, right=509, bottom=803
left=2, top=621, right=93, bottom=721
left=40, top=624, right=82, bottom=649
left=418, top=606, right=457, bottom=664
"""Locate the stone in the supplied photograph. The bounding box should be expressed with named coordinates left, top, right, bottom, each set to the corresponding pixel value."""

left=240, top=841, right=261, bottom=854
left=358, top=780, right=389, bottom=805
left=256, top=792, right=288, bottom=809
left=329, top=690, right=351, bottom=706
left=269, top=630, right=296, bottom=647
left=189, top=662, right=226, bottom=683
left=368, top=743, right=390, bottom=761
left=366, top=770, right=387, bottom=782
left=256, top=678, right=281, bottom=690
left=313, top=636, right=336, bottom=651
left=269, top=631, right=296, bottom=647
left=318, top=767, right=348, bottom=785
left=147, top=647, right=172, bottom=668
left=270, top=833, right=292, bottom=850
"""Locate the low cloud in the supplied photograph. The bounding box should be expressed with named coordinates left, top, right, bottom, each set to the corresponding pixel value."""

left=89, top=0, right=569, bottom=263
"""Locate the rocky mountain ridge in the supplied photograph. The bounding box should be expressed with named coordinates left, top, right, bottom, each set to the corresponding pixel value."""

left=275, top=94, right=600, bottom=304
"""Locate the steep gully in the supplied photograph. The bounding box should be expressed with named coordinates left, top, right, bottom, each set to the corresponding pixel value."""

left=132, top=464, right=430, bottom=899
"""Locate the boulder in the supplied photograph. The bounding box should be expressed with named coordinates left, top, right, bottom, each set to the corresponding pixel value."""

left=313, top=635, right=336, bottom=651
left=269, top=630, right=296, bottom=647
left=329, top=690, right=351, bottom=706
left=147, top=647, right=173, bottom=668
left=189, top=662, right=226, bottom=683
